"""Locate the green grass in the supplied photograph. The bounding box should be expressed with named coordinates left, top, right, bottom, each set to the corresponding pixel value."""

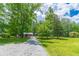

left=0, top=38, right=28, bottom=45
left=39, top=37, right=79, bottom=56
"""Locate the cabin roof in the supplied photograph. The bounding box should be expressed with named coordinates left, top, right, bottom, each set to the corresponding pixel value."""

left=23, top=33, right=33, bottom=35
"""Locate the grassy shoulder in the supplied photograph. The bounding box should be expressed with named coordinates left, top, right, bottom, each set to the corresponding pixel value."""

left=38, top=37, right=79, bottom=56
left=0, top=37, right=28, bottom=45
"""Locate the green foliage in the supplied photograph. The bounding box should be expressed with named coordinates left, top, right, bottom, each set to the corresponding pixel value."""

left=0, top=4, right=9, bottom=33
left=0, top=3, right=79, bottom=38
left=0, top=33, right=10, bottom=38
left=0, top=3, right=42, bottom=37
left=36, top=21, right=51, bottom=36
left=61, top=18, right=79, bottom=37
left=45, top=7, right=64, bottom=37
left=71, top=21, right=79, bottom=32
left=61, top=18, right=71, bottom=37
left=0, top=3, right=42, bottom=38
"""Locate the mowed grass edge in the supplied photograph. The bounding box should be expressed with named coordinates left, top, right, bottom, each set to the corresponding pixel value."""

left=39, top=38, right=79, bottom=56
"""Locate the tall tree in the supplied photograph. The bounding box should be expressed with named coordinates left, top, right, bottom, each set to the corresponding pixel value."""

left=5, top=3, right=41, bottom=37
left=0, top=4, right=8, bottom=33
left=61, top=18, right=71, bottom=37
left=45, top=7, right=64, bottom=38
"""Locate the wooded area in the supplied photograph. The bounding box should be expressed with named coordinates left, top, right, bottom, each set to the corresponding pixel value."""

left=0, top=3, right=79, bottom=38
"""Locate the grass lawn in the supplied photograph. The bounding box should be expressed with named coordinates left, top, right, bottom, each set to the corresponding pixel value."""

left=39, top=37, right=79, bottom=56
left=0, top=38, right=28, bottom=45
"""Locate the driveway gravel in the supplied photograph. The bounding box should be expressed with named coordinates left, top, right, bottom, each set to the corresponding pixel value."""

left=0, top=37, right=48, bottom=56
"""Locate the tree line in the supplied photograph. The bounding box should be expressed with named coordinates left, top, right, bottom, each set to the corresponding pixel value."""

left=35, top=7, right=79, bottom=38
left=0, top=3, right=79, bottom=38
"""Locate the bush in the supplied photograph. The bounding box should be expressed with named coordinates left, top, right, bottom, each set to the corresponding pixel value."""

left=1, top=33, right=10, bottom=38
left=69, top=32, right=79, bottom=38
left=10, top=36, right=16, bottom=38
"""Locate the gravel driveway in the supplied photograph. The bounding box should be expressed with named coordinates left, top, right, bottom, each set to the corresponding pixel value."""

left=0, top=37, right=48, bottom=56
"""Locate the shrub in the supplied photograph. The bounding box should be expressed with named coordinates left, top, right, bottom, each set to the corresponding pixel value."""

left=1, top=33, right=10, bottom=38
left=10, top=36, right=15, bottom=38
left=69, top=32, right=79, bottom=38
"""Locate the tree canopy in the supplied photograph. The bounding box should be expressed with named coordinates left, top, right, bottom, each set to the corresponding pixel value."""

left=0, top=3, right=79, bottom=38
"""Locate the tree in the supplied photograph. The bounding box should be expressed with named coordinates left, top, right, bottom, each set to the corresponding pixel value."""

left=61, top=18, right=79, bottom=37
left=61, top=18, right=71, bottom=37
left=71, top=21, right=79, bottom=32
left=0, top=4, right=8, bottom=33
left=5, top=3, right=42, bottom=37
left=35, top=21, right=50, bottom=36
left=45, top=7, right=64, bottom=38
left=45, top=7, right=54, bottom=36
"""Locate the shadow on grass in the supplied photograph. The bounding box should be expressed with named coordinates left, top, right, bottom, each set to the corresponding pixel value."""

left=38, top=37, right=68, bottom=40
left=40, top=40, right=57, bottom=43
left=56, top=38, right=68, bottom=40
left=42, top=44, right=48, bottom=47
left=40, top=40, right=58, bottom=47
left=38, top=37, right=68, bottom=47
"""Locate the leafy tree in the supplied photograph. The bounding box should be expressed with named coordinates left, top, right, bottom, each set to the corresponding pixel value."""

left=61, top=18, right=79, bottom=37
left=35, top=21, right=50, bottom=36
left=61, top=18, right=71, bottom=37
left=45, top=7, right=64, bottom=38
left=71, top=21, right=79, bottom=32
left=5, top=3, right=41, bottom=37
left=0, top=4, right=8, bottom=33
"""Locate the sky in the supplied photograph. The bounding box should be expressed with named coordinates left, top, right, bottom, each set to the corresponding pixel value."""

left=36, top=3, right=79, bottom=23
